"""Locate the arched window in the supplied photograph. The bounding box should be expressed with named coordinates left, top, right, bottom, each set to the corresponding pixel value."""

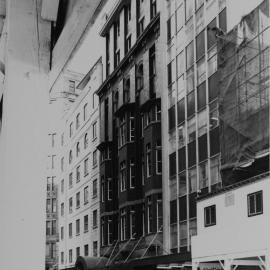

left=69, top=150, right=73, bottom=164
left=123, top=77, right=130, bottom=103
left=76, top=142, right=80, bottom=157
left=84, top=133, right=88, bottom=149
left=136, top=63, right=144, bottom=90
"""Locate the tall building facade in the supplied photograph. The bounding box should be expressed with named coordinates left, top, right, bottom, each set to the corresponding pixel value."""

left=46, top=132, right=59, bottom=270
left=96, top=0, right=168, bottom=267
left=57, top=59, right=103, bottom=270
left=162, top=0, right=227, bottom=259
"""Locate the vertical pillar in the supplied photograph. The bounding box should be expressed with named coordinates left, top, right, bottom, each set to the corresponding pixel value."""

left=0, top=0, right=51, bottom=269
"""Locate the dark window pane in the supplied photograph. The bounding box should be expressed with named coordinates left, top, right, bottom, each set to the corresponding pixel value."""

left=189, top=193, right=197, bottom=218
left=188, top=141, right=196, bottom=167
left=177, top=98, right=185, bottom=125
left=196, top=30, right=205, bottom=60
left=208, top=72, right=218, bottom=102
left=179, top=196, right=187, bottom=221
left=170, top=200, right=177, bottom=224
left=167, top=18, right=171, bottom=41
left=169, top=105, right=176, bottom=130
left=219, top=8, right=227, bottom=33
left=197, top=81, right=206, bottom=110
left=210, top=127, right=220, bottom=156
left=249, top=195, right=255, bottom=214
left=169, top=152, right=176, bottom=177
left=256, top=192, right=263, bottom=213
left=178, top=147, right=186, bottom=172
left=187, top=91, right=195, bottom=118
left=207, top=18, right=217, bottom=49
left=198, top=134, right=208, bottom=162
left=211, top=206, right=216, bottom=224
left=167, top=62, right=172, bottom=86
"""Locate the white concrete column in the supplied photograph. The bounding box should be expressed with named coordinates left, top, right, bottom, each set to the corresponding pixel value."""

left=0, top=0, right=51, bottom=269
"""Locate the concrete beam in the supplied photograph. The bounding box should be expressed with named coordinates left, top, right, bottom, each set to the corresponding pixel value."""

left=49, top=0, right=107, bottom=92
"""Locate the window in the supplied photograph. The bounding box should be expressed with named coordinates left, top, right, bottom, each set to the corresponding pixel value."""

left=69, top=172, right=73, bottom=188
left=115, top=49, right=120, bottom=67
left=129, top=112, right=135, bottom=142
left=47, top=177, right=51, bottom=191
left=120, top=208, right=127, bottom=240
left=70, top=122, right=73, bottom=138
left=176, top=5, right=184, bottom=31
left=108, top=218, right=113, bottom=244
left=204, top=205, right=216, bottom=227
left=61, top=179, right=64, bottom=193
left=187, top=91, right=195, bottom=117
left=76, top=113, right=80, bottom=129
left=177, top=51, right=184, bottom=78
left=169, top=152, right=176, bottom=177
left=69, top=223, right=72, bottom=238
left=76, top=142, right=80, bottom=157
left=61, top=226, right=64, bottom=240
left=101, top=177, right=105, bottom=202
left=147, top=197, right=153, bottom=233
left=76, top=247, right=80, bottom=258
left=107, top=178, right=112, bottom=200
left=84, top=133, right=88, bottom=149
left=61, top=133, right=64, bottom=146
left=219, top=8, right=227, bottom=32
left=69, top=249, right=72, bottom=263
left=69, top=150, right=73, bottom=164
left=120, top=161, right=127, bottom=191
left=156, top=140, right=162, bottom=174
left=76, top=192, right=80, bottom=209
left=61, top=252, right=64, bottom=264
left=92, top=122, right=97, bottom=139
left=93, top=150, right=97, bottom=167
left=185, top=0, right=193, bottom=22
left=46, top=199, right=51, bottom=212
left=167, top=62, right=172, bottom=86
left=136, top=63, right=144, bottom=91
left=155, top=103, right=161, bottom=121
left=93, top=241, right=98, bottom=257
left=189, top=167, right=197, bottom=193
left=93, top=179, right=97, bottom=198
left=61, top=157, right=64, bottom=172
left=197, top=81, right=206, bottom=110
left=199, top=161, right=208, bottom=189
left=149, top=45, right=156, bottom=95
left=84, top=158, right=89, bottom=176
left=146, top=144, right=152, bottom=177
left=52, top=198, right=56, bottom=213
left=168, top=105, right=176, bottom=130
left=123, top=77, right=130, bottom=103
left=207, top=18, right=217, bottom=49
left=76, top=166, right=80, bottom=182
left=177, top=98, right=185, bottom=125
left=69, top=80, right=75, bottom=93
left=129, top=159, right=135, bottom=188
left=69, top=197, right=73, bottom=213
left=119, top=115, right=126, bottom=147
left=136, top=63, right=144, bottom=90
left=46, top=221, right=50, bottom=235
left=76, top=219, right=80, bottom=235
left=195, top=0, right=204, bottom=9
left=167, top=17, right=172, bottom=42
left=84, top=186, right=89, bottom=204
left=93, top=210, right=97, bottom=228
left=210, top=156, right=220, bottom=185
left=196, top=30, right=205, bottom=60
left=157, top=195, right=163, bottom=231
left=248, top=191, right=263, bottom=217
left=130, top=208, right=136, bottom=238
left=138, top=16, right=145, bottom=36
left=84, top=244, right=89, bottom=256
left=186, top=41, right=194, bottom=70
left=61, top=203, right=64, bottom=216
left=150, top=0, right=157, bottom=19
left=83, top=103, right=88, bottom=121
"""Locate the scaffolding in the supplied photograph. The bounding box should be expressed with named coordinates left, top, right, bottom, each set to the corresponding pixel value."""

left=218, top=0, right=269, bottom=184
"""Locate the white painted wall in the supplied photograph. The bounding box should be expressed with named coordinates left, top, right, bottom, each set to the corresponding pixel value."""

left=192, top=176, right=270, bottom=259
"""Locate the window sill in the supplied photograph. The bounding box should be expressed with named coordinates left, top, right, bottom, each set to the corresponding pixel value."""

left=84, top=230, right=89, bottom=233
left=248, top=211, right=263, bottom=217
left=92, top=195, right=97, bottom=199
left=76, top=233, right=80, bottom=236
left=92, top=164, right=98, bottom=169
left=84, top=201, right=89, bottom=205
left=84, top=173, right=89, bottom=177
left=93, top=226, right=98, bottom=230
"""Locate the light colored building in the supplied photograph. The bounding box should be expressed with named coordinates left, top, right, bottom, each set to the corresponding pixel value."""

left=192, top=172, right=270, bottom=270
left=46, top=131, right=59, bottom=270
left=57, top=59, right=103, bottom=270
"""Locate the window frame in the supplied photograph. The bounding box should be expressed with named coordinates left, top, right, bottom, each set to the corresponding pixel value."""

left=247, top=190, right=263, bottom=217
left=204, top=205, right=216, bottom=227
